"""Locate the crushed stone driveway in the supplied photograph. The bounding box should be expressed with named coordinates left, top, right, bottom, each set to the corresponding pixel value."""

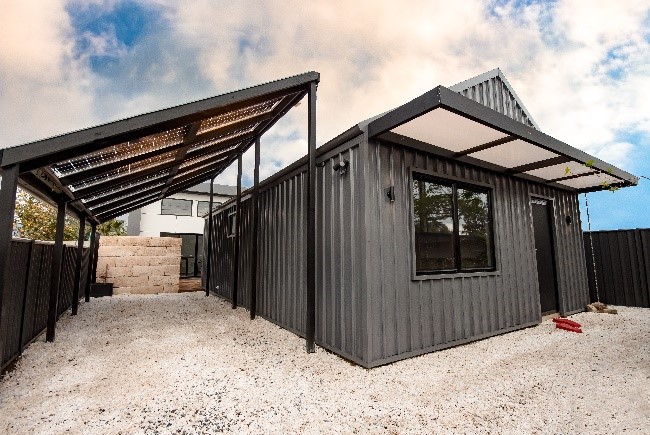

left=1, top=292, right=649, bottom=434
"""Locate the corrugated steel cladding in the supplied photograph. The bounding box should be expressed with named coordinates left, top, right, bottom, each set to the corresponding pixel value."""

left=457, top=76, right=536, bottom=129
left=205, top=135, right=589, bottom=367
left=584, top=229, right=650, bottom=308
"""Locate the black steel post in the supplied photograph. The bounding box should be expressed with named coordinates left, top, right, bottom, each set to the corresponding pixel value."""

left=85, top=223, right=97, bottom=302
left=46, top=200, right=67, bottom=342
left=250, top=137, right=260, bottom=320
left=91, top=232, right=100, bottom=284
left=205, top=176, right=215, bottom=296
left=18, top=240, right=35, bottom=352
left=232, top=154, right=242, bottom=309
left=0, top=164, right=20, bottom=361
left=72, top=214, right=85, bottom=315
left=306, top=82, right=317, bottom=353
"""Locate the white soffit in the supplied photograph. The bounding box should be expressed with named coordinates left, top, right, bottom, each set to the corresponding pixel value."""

left=469, top=139, right=559, bottom=168
left=391, top=108, right=508, bottom=153
left=525, top=161, right=591, bottom=180
left=557, top=172, right=620, bottom=189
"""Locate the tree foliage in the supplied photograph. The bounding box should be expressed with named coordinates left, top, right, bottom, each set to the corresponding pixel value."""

left=13, top=189, right=126, bottom=241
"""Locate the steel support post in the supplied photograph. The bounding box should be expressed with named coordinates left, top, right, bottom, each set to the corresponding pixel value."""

left=306, top=82, right=317, bottom=353
left=232, top=154, right=242, bottom=309
left=91, top=232, right=100, bottom=284
left=72, top=214, right=85, bottom=315
left=0, top=164, right=20, bottom=362
left=46, top=200, right=67, bottom=342
left=250, top=137, right=260, bottom=320
left=85, top=223, right=97, bottom=302
left=205, top=176, right=215, bottom=297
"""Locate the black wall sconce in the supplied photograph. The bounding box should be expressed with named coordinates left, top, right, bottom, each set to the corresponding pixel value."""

left=333, top=159, right=349, bottom=175
left=386, top=186, right=395, bottom=202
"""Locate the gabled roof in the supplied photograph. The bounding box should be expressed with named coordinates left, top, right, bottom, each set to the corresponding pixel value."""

left=366, top=82, right=637, bottom=192
left=449, top=68, right=540, bottom=130
left=0, top=72, right=319, bottom=223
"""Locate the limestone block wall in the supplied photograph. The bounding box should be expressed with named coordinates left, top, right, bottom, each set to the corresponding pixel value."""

left=97, top=236, right=182, bottom=295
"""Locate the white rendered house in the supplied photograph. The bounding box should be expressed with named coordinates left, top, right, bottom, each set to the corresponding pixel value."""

left=127, top=182, right=235, bottom=276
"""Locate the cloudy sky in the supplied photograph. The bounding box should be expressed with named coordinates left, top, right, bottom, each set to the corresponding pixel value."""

left=1, top=0, right=648, bottom=230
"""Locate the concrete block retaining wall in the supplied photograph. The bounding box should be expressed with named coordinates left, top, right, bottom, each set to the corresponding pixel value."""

left=97, top=236, right=182, bottom=295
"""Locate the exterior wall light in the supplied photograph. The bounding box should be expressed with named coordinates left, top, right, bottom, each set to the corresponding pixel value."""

left=333, top=159, right=349, bottom=175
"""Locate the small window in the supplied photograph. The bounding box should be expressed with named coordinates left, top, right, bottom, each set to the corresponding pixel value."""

left=227, top=212, right=236, bottom=238
left=412, top=173, right=494, bottom=275
left=197, top=200, right=222, bottom=217
left=161, top=198, right=193, bottom=216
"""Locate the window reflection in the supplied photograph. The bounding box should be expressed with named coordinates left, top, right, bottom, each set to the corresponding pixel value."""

left=413, top=180, right=455, bottom=271
left=458, top=188, right=492, bottom=269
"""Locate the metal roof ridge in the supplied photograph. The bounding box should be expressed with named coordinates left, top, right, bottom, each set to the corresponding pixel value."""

left=449, top=67, right=540, bottom=129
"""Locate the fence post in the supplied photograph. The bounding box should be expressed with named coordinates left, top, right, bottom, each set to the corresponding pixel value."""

left=17, top=240, right=35, bottom=353
left=85, top=223, right=97, bottom=301
left=72, top=215, right=85, bottom=315
left=232, top=154, right=242, bottom=309
left=205, top=176, right=214, bottom=297
left=306, top=81, right=317, bottom=353
left=46, top=200, right=66, bottom=342
left=250, top=137, right=260, bottom=320
left=0, top=164, right=20, bottom=364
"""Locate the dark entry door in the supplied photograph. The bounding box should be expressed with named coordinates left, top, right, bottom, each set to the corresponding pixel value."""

left=531, top=198, right=559, bottom=314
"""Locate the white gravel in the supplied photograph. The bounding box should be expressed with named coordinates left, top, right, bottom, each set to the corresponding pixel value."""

left=1, top=292, right=648, bottom=434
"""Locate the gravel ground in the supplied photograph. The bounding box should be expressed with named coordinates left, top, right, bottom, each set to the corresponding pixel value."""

left=0, top=292, right=648, bottom=434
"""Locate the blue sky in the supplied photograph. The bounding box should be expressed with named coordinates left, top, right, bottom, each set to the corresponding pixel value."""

left=1, top=0, right=648, bottom=230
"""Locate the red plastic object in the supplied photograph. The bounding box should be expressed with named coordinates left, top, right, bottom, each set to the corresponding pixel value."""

left=552, top=317, right=581, bottom=328
left=555, top=322, right=582, bottom=333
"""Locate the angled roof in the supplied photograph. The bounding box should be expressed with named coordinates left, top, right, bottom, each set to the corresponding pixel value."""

left=0, top=72, right=319, bottom=223
left=449, top=68, right=540, bottom=130
left=366, top=82, right=637, bottom=192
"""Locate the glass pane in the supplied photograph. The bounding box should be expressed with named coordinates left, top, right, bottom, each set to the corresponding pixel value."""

left=458, top=187, right=492, bottom=269
left=412, top=179, right=455, bottom=271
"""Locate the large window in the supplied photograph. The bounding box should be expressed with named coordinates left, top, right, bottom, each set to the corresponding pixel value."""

left=197, top=200, right=222, bottom=217
left=161, top=198, right=193, bottom=216
left=412, top=173, right=494, bottom=275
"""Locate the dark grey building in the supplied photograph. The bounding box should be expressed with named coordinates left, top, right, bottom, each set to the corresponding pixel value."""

left=204, top=69, right=638, bottom=367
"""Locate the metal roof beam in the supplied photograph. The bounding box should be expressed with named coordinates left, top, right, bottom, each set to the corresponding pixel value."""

left=453, top=136, right=517, bottom=158
left=92, top=191, right=162, bottom=217
left=82, top=176, right=169, bottom=208
left=506, top=156, right=571, bottom=174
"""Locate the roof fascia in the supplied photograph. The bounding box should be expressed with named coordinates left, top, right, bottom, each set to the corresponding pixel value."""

left=367, top=85, right=637, bottom=188
left=437, top=86, right=637, bottom=186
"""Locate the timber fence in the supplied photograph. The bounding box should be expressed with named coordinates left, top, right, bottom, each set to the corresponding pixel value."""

left=584, top=229, right=650, bottom=308
left=1, top=239, right=89, bottom=372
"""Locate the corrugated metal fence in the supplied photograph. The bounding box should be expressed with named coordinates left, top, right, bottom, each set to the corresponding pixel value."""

left=583, top=229, right=650, bottom=308
left=1, top=239, right=89, bottom=371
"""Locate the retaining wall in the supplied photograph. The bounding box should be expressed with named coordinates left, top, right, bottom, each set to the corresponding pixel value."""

left=97, top=236, right=181, bottom=294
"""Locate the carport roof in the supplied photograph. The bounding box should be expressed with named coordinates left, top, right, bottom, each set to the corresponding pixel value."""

left=0, top=71, right=319, bottom=223
left=367, top=85, right=638, bottom=192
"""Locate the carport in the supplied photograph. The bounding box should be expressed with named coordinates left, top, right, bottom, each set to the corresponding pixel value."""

left=0, top=72, right=320, bottom=363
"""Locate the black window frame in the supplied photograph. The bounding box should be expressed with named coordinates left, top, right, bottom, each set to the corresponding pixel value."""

left=411, top=170, right=496, bottom=276
left=160, top=198, right=193, bottom=216
left=197, top=200, right=222, bottom=217
left=227, top=211, right=237, bottom=238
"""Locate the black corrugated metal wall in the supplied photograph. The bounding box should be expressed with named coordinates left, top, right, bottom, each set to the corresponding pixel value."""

left=1, top=240, right=89, bottom=371
left=584, top=229, right=650, bottom=308
left=363, top=139, right=589, bottom=366
left=204, top=135, right=590, bottom=367
left=205, top=139, right=369, bottom=364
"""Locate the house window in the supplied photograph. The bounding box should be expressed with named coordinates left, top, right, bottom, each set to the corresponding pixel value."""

left=412, top=173, right=494, bottom=274
left=197, top=200, right=222, bottom=217
left=161, top=198, right=192, bottom=216
left=227, top=212, right=236, bottom=237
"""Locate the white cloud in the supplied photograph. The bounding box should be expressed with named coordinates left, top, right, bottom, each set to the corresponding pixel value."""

left=0, top=0, right=648, bottom=186
left=0, top=1, right=96, bottom=146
